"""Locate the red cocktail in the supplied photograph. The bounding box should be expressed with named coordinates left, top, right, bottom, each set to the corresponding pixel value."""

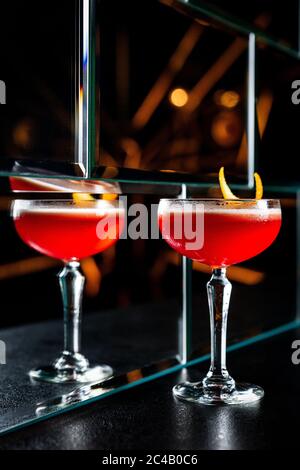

left=158, top=199, right=282, bottom=405
left=14, top=203, right=124, bottom=261
left=12, top=199, right=125, bottom=384
left=159, top=203, right=281, bottom=268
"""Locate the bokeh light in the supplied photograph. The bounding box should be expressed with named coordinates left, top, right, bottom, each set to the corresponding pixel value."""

left=169, top=88, right=189, bottom=108
left=214, top=90, right=240, bottom=109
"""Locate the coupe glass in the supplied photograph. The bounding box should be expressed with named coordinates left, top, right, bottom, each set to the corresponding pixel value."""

left=158, top=199, right=281, bottom=405
left=12, top=199, right=125, bottom=384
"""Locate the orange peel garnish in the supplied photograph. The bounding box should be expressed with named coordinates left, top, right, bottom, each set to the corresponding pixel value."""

left=254, top=172, right=263, bottom=200
left=219, top=167, right=263, bottom=200
left=72, top=193, right=95, bottom=204
left=219, top=167, right=238, bottom=200
left=102, top=194, right=118, bottom=201
left=72, top=193, right=118, bottom=203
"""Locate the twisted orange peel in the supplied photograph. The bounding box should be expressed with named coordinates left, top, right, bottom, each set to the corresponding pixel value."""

left=219, top=167, right=263, bottom=200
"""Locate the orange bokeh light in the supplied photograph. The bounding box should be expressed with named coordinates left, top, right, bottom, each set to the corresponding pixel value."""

left=169, top=88, right=189, bottom=108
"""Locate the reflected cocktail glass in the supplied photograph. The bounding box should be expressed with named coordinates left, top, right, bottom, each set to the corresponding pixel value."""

left=12, top=199, right=125, bottom=384
left=158, top=199, right=281, bottom=405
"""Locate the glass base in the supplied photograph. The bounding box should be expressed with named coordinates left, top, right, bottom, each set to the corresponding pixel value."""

left=29, top=364, right=113, bottom=384
left=29, top=351, right=114, bottom=384
left=173, top=381, right=264, bottom=405
left=29, top=352, right=113, bottom=384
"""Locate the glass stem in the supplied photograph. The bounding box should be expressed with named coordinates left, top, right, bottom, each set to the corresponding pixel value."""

left=203, top=268, right=235, bottom=394
left=59, top=261, right=85, bottom=357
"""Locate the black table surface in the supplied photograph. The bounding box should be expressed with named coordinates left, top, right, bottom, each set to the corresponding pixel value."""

left=1, top=324, right=300, bottom=450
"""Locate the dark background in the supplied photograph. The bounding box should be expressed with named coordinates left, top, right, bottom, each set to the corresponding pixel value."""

left=0, top=1, right=75, bottom=162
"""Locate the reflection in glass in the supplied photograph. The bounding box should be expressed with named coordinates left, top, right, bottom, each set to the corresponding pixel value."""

left=35, top=358, right=178, bottom=417
left=11, top=199, right=125, bottom=383
left=9, top=176, right=121, bottom=194
left=158, top=198, right=281, bottom=404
